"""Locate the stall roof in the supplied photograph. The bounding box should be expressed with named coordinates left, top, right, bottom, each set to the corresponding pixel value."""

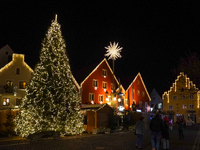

left=81, top=103, right=113, bottom=111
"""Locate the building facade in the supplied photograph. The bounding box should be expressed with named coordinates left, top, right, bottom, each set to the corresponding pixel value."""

left=162, top=72, right=200, bottom=123
left=150, top=88, right=163, bottom=112
left=124, top=73, right=151, bottom=112
left=0, top=53, right=33, bottom=131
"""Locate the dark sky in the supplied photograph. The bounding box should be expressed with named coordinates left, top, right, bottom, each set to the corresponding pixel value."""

left=1, top=1, right=200, bottom=96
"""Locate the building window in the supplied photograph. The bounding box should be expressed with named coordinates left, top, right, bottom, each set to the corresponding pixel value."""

left=182, top=104, right=187, bottom=110
left=125, top=99, right=128, bottom=105
left=158, top=103, right=162, bottom=109
left=3, top=98, right=10, bottom=106
left=89, top=93, right=94, bottom=101
left=181, top=87, right=184, bottom=92
left=173, top=95, right=177, bottom=100
left=16, top=68, right=20, bottom=75
left=102, top=82, right=107, bottom=89
left=137, top=90, right=140, bottom=96
left=99, top=95, right=103, bottom=103
left=145, top=102, right=148, bottom=108
left=102, top=69, right=107, bottom=77
left=189, top=94, right=194, bottom=100
left=93, top=79, right=98, bottom=87
left=132, top=85, right=134, bottom=100
left=189, top=104, right=194, bottom=110
left=5, top=81, right=13, bottom=93
left=111, top=83, right=114, bottom=90
left=139, top=101, right=142, bottom=107
left=16, top=98, right=22, bottom=106
left=19, top=81, right=26, bottom=89
left=169, top=105, right=173, bottom=110
left=142, top=91, right=145, bottom=97
left=180, top=95, right=185, bottom=100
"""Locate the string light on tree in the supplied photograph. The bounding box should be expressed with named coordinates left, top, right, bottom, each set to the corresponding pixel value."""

left=14, top=14, right=84, bottom=137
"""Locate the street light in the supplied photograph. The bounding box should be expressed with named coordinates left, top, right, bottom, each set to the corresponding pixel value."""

left=105, top=42, right=122, bottom=108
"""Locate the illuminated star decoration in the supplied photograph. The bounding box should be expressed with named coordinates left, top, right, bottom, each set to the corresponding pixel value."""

left=105, top=42, right=122, bottom=60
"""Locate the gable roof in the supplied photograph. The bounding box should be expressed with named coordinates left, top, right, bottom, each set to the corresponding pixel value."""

left=0, top=53, right=33, bottom=73
left=0, top=45, right=13, bottom=53
left=81, top=103, right=113, bottom=111
left=150, top=88, right=162, bottom=104
left=73, top=58, right=120, bottom=87
left=122, top=72, right=151, bottom=101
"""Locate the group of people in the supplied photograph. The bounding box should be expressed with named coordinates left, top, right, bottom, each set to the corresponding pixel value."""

left=134, top=111, right=186, bottom=150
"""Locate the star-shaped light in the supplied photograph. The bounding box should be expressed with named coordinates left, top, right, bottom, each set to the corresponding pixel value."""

left=105, top=42, right=122, bottom=60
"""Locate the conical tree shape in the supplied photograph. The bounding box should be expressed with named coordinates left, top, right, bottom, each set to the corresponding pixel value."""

left=14, top=15, right=84, bottom=137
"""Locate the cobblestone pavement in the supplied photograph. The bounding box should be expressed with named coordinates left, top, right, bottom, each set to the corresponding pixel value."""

left=0, top=124, right=200, bottom=150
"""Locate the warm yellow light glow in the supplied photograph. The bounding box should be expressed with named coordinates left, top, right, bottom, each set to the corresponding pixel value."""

left=107, top=102, right=111, bottom=105
left=118, top=98, right=121, bottom=102
left=91, top=101, right=94, bottom=104
left=106, top=97, right=109, bottom=101
left=105, top=42, right=122, bottom=60
left=94, top=87, right=97, bottom=90
left=113, top=97, right=116, bottom=101
left=0, top=54, right=33, bottom=73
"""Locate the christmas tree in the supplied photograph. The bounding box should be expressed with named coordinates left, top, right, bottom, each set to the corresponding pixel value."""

left=14, top=15, right=84, bottom=138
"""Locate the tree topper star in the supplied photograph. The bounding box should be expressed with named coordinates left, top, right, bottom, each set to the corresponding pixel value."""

left=105, top=42, right=122, bottom=60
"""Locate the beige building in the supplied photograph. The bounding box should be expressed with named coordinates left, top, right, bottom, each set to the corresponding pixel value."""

left=162, top=72, right=200, bottom=123
left=0, top=53, right=33, bottom=132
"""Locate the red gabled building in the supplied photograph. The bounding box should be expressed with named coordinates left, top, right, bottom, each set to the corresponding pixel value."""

left=73, top=58, right=119, bottom=105
left=121, top=73, right=151, bottom=112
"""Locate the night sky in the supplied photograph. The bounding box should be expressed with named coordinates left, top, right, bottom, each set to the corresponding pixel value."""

left=1, top=1, right=200, bottom=96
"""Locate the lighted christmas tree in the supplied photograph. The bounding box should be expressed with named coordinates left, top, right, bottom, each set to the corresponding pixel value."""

left=14, top=15, right=84, bottom=138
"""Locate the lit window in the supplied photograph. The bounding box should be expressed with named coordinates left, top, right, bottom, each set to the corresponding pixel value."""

left=173, top=95, right=177, bottom=100
left=189, top=104, right=194, bottom=109
left=180, top=95, right=185, bottom=100
left=158, top=103, right=162, bottom=109
left=137, top=90, right=140, bottom=96
left=125, top=99, right=128, bottom=105
left=5, top=81, right=13, bottom=93
left=19, top=81, right=26, bottom=89
left=89, top=93, right=95, bottom=101
left=3, top=98, right=10, bottom=106
left=99, top=95, right=103, bottom=103
left=169, top=105, right=173, bottom=110
left=93, top=79, right=98, bottom=87
left=16, top=68, right=20, bottom=75
left=189, top=94, right=194, bottom=100
left=139, top=101, right=142, bottom=107
left=16, top=98, right=22, bottom=106
left=182, top=104, right=187, bottom=110
left=102, top=82, right=107, bottom=89
left=102, top=69, right=107, bottom=77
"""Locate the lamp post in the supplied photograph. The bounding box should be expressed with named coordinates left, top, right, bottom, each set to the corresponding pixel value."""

left=105, top=42, right=122, bottom=108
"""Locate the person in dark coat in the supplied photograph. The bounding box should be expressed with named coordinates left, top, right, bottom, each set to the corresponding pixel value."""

left=149, top=111, right=164, bottom=150
left=161, top=116, right=170, bottom=150
left=135, top=116, right=145, bottom=149
left=178, top=119, right=185, bottom=139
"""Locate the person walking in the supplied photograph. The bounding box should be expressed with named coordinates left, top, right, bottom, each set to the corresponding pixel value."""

left=135, top=116, right=145, bottom=149
left=149, top=111, right=164, bottom=150
left=161, top=116, right=170, bottom=150
left=178, top=118, right=185, bottom=140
